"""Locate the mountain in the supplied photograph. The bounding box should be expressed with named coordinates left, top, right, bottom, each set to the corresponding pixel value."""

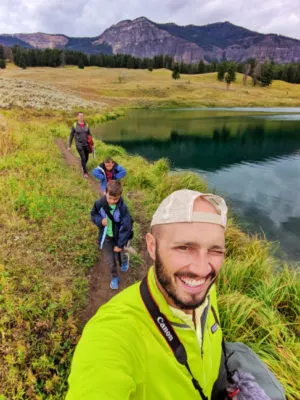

left=92, top=17, right=205, bottom=63
left=1, top=17, right=300, bottom=63
left=0, top=33, right=113, bottom=55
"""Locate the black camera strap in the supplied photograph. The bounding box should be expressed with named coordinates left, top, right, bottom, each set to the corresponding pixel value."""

left=140, top=276, right=208, bottom=400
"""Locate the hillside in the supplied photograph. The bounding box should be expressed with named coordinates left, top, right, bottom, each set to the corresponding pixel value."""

left=1, top=65, right=300, bottom=110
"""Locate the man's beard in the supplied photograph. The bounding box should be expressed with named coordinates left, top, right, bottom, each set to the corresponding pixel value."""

left=155, top=248, right=216, bottom=310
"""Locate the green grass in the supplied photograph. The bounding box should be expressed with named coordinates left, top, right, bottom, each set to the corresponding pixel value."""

left=0, top=106, right=299, bottom=399
left=0, top=116, right=98, bottom=398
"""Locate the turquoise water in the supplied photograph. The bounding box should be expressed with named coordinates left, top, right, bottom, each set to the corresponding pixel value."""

left=93, top=108, right=300, bottom=262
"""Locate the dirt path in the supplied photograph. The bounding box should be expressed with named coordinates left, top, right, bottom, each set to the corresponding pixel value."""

left=56, top=139, right=150, bottom=325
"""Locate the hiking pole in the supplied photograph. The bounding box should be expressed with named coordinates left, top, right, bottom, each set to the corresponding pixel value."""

left=100, top=225, right=108, bottom=249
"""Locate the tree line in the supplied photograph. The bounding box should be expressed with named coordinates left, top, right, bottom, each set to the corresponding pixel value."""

left=216, top=59, right=274, bottom=87
left=1, top=45, right=300, bottom=85
left=11, top=45, right=174, bottom=71
left=0, top=45, right=6, bottom=69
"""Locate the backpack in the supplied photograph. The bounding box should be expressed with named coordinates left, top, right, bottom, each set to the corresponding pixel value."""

left=87, top=134, right=94, bottom=153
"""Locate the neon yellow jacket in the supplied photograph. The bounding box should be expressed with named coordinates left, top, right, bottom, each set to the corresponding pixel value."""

left=66, top=267, right=223, bottom=399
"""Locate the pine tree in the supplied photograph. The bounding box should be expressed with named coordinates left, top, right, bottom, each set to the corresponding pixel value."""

left=217, top=62, right=226, bottom=81
left=147, top=59, right=153, bottom=71
left=210, top=60, right=217, bottom=72
left=0, top=45, right=6, bottom=69
left=126, top=56, right=134, bottom=69
left=172, top=63, right=180, bottom=80
left=78, top=58, right=85, bottom=69
left=19, top=54, right=27, bottom=69
left=224, top=62, right=236, bottom=89
left=198, top=60, right=205, bottom=74
left=260, top=61, right=273, bottom=86
left=295, top=63, right=300, bottom=84
left=0, top=45, right=4, bottom=59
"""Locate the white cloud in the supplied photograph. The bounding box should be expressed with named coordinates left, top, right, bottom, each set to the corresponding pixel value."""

left=0, top=0, right=300, bottom=39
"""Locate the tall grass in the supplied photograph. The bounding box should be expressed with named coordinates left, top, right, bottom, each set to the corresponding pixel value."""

left=0, top=115, right=98, bottom=398
left=0, top=115, right=14, bottom=156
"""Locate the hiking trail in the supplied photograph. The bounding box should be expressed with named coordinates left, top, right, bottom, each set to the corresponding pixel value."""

left=56, top=139, right=150, bottom=325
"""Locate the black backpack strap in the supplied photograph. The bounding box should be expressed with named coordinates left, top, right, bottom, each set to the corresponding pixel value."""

left=210, top=306, right=234, bottom=386
left=99, top=198, right=114, bottom=222
left=140, top=276, right=208, bottom=400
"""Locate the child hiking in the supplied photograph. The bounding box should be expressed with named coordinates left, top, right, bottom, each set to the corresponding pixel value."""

left=91, top=181, right=133, bottom=290
left=92, top=157, right=126, bottom=191
left=68, top=111, right=93, bottom=178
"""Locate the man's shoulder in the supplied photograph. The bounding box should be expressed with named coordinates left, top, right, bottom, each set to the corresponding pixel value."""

left=80, top=282, right=147, bottom=347
left=72, top=122, right=89, bottom=128
left=90, top=282, right=144, bottom=325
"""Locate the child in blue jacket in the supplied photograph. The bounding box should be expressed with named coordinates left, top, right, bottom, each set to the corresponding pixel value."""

left=91, top=180, right=133, bottom=290
left=92, top=157, right=126, bottom=192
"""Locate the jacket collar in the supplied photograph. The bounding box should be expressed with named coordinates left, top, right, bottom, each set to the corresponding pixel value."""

left=99, top=195, right=123, bottom=209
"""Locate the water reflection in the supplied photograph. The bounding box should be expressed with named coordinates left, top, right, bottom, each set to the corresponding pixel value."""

left=106, top=123, right=300, bottom=171
left=94, top=108, right=300, bottom=261
left=201, top=154, right=300, bottom=261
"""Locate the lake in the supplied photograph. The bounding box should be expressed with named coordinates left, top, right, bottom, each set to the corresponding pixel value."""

left=93, top=108, right=300, bottom=262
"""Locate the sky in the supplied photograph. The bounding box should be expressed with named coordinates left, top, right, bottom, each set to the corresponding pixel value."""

left=0, top=0, right=300, bottom=40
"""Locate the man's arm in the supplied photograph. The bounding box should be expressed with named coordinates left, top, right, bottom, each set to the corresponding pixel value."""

left=117, top=205, right=133, bottom=248
left=92, top=167, right=107, bottom=191
left=68, top=126, right=75, bottom=149
left=115, top=164, right=126, bottom=180
left=92, top=166, right=105, bottom=182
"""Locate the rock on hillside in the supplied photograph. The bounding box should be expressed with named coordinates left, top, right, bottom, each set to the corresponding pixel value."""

left=15, top=33, right=68, bottom=49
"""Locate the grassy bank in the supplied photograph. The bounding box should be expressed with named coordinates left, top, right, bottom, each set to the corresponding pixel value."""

left=0, top=109, right=299, bottom=399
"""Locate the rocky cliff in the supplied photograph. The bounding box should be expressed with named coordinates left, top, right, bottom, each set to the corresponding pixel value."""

left=93, top=17, right=205, bottom=63
left=14, top=33, right=68, bottom=49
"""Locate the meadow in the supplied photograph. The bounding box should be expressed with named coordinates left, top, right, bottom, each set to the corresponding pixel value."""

left=0, top=66, right=299, bottom=399
left=1, top=63, right=300, bottom=110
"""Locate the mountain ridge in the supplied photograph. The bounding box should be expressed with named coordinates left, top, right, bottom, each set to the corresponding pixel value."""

left=1, top=17, right=300, bottom=63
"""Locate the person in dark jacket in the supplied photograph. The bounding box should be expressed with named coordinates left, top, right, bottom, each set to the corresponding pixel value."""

left=68, top=112, right=93, bottom=178
left=91, top=180, right=133, bottom=290
left=92, top=157, right=126, bottom=192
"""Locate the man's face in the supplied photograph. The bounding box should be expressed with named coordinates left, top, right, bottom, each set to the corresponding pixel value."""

left=106, top=193, right=120, bottom=205
left=77, top=113, right=84, bottom=123
left=146, top=198, right=225, bottom=311
left=104, top=161, right=115, bottom=171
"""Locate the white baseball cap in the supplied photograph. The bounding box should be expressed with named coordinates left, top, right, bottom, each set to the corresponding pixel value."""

left=151, top=189, right=227, bottom=229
